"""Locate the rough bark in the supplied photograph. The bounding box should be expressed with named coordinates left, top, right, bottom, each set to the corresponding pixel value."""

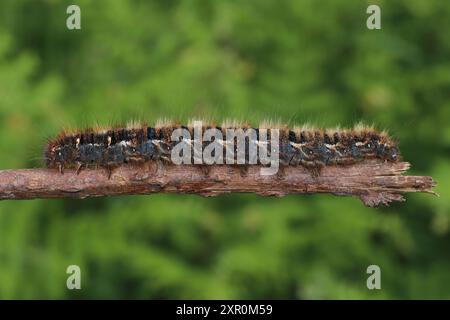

left=0, top=160, right=436, bottom=207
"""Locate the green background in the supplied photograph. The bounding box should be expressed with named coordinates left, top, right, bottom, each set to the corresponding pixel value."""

left=0, top=0, right=449, bottom=299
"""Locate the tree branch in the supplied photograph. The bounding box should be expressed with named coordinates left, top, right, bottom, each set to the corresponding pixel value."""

left=0, top=160, right=436, bottom=206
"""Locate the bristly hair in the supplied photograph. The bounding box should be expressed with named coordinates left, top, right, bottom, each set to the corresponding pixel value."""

left=155, top=118, right=174, bottom=129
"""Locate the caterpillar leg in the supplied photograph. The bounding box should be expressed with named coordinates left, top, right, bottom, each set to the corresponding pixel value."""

left=276, top=165, right=286, bottom=179
left=239, top=165, right=248, bottom=177
left=58, top=163, right=64, bottom=175
left=299, top=160, right=324, bottom=178
left=75, top=162, right=84, bottom=175
left=105, top=165, right=113, bottom=179
left=200, top=164, right=211, bottom=177
left=309, top=161, right=324, bottom=178
left=309, top=167, right=320, bottom=178
left=155, top=159, right=166, bottom=173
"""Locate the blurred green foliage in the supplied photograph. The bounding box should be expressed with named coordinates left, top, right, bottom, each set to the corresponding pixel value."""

left=0, top=0, right=449, bottom=299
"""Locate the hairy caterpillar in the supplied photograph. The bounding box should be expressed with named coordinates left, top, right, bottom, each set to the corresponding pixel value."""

left=44, top=121, right=400, bottom=177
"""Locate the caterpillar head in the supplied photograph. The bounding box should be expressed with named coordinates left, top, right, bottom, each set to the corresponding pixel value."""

left=44, top=144, right=76, bottom=168
left=385, top=145, right=399, bottom=161
left=375, top=140, right=400, bottom=162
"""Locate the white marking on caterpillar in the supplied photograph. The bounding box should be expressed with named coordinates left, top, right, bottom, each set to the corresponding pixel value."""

left=325, top=143, right=342, bottom=156
left=289, top=141, right=306, bottom=148
left=151, top=140, right=162, bottom=146
left=290, top=141, right=308, bottom=157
